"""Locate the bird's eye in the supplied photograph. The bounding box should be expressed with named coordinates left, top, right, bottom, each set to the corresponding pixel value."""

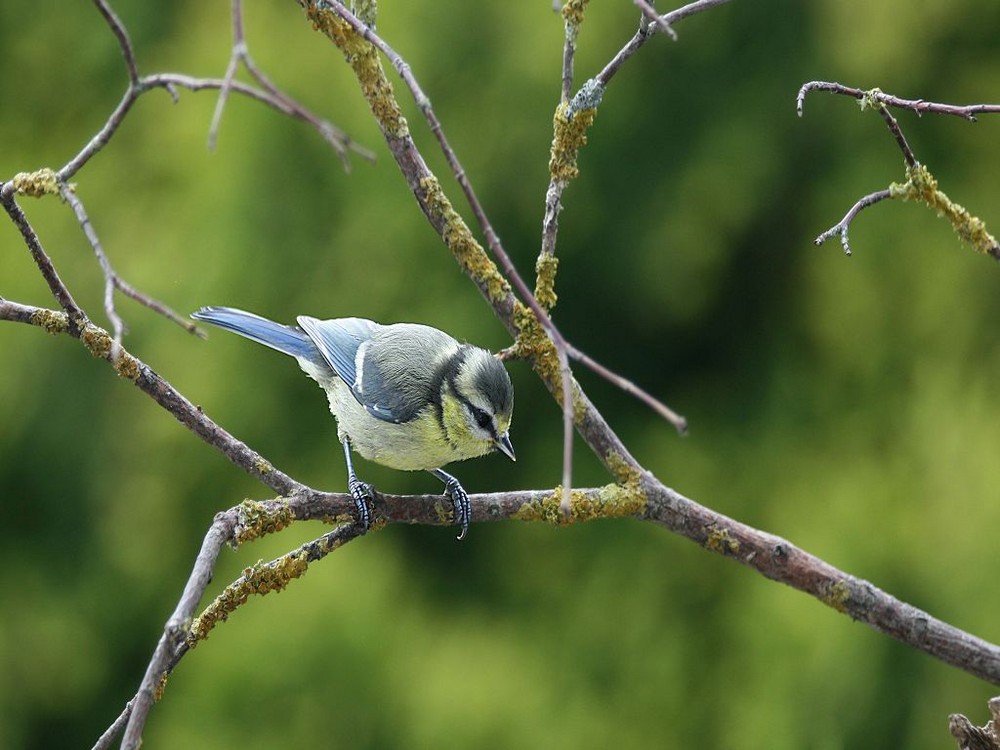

left=472, top=407, right=492, bottom=431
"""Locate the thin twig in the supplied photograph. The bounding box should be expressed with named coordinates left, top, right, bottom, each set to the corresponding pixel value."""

left=0, top=193, right=86, bottom=333
left=4, top=0, right=372, bottom=347
left=92, top=0, right=139, bottom=84
left=875, top=104, right=917, bottom=168
left=598, top=0, right=734, bottom=86
left=633, top=0, right=678, bottom=40
left=207, top=0, right=370, bottom=166
left=567, top=343, right=687, bottom=432
left=59, top=185, right=202, bottom=347
left=90, top=700, right=133, bottom=750
left=814, top=189, right=892, bottom=255
left=207, top=0, right=246, bottom=152
left=797, top=81, right=1000, bottom=122
left=0, top=300, right=302, bottom=496
left=559, top=2, right=580, bottom=103
left=800, top=82, right=999, bottom=258
left=59, top=186, right=126, bottom=358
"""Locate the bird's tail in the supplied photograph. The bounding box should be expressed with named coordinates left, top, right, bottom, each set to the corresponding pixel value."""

left=191, top=306, right=316, bottom=360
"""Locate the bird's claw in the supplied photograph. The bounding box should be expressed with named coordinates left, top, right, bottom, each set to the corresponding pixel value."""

left=443, top=477, right=470, bottom=541
left=348, top=477, right=373, bottom=532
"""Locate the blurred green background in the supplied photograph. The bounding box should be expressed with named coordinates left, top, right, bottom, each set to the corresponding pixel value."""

left=3, top=1, right=1000, bottom=747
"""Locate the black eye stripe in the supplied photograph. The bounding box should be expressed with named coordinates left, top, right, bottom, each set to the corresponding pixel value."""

left=463, top=400, right=494, bottom=433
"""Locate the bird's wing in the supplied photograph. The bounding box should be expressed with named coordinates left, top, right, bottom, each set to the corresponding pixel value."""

left=299, top=317, right=459, bottom=424
left=355, top=324, right=460, bottom=424
left=296, top=315, right=377, bottom=391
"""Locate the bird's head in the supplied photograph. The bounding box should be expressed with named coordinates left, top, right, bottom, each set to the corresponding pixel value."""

left=442, top=347, right=515, bottom=462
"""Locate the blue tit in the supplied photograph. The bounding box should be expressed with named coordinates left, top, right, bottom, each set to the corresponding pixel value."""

left=190, top=306, right=515, bottom=539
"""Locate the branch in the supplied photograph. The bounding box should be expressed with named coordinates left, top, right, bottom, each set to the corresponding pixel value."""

left=314, top=0, right=688, bottom=527
left=0, top=0, right=375, bottom=351
left=797, top=80, right=1000, bottom=122
left=5, top=3, right=998, bottom=747
left=813, top=189, right=892, bottom=255
left=1, top=189, right=86, bottom=333
left=633, top=0, right=678, bottom=40
left=5, top=294, right=997, bottom=745
left=99, top=472, right=1000, bottom=746
left=801, top=82, right=1000, bottom=259
left=0, top=300, right=301, bottom=496
left=208, top=0, right=374, bottom=166
left=597, top=0, right=734, bottom=87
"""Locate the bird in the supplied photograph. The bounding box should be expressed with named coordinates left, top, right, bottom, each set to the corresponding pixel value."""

left=190, top=306, right=515, bottom=539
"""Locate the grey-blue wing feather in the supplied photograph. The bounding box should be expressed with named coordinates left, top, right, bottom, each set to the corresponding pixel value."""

left=297, top=315, right=377, bottom=390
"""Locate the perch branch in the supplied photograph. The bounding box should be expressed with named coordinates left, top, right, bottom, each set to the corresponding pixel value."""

left=91, top=476, right=1000, bottom=747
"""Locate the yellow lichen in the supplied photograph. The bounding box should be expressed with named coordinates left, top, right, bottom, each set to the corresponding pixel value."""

left=234, top=499, right=294, bottom=544
left=561, top=0, right=590, bottom=27
left=10, top=168, right=62, bottom=197
left=74, top=322, right=141, bottom=380
left=511, top=301, right=560, bottom=380
left=890, top=162, right=999, bottom=257
left=418, top=175, right=512, bottom=303
left=154, top=672, right=169, bottom=702
left=113, top=351, right=141, bottom=382
left=549, top=101, right=598, bottom=183
left=820, top=580, right=852, bottom=614
left=859, top=87, right=883, bottom=113
left=188, top=551, right=310, bottom=646
left=534, top=254, right=559, bottom=310
left=304, top=4, right=407, bottom=139
left=31, top=309, right=69, bottom=335
left=704, top=525, right=740, bottom=556
left=513, top=482, right=645, bottom=526
left=80, top=325, right=112, bottom=359
left=352, top=0, right=377, bottom=27
left=605, top=449, right=643, bottom=488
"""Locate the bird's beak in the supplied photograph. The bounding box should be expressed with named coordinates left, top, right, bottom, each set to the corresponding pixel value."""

left=495, top=432, right=516, bottom=462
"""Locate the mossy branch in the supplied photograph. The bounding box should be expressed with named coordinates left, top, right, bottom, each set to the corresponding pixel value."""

left=802, top=81, right=1000, bottom=259
left=890, top=162, right=1000, bottom=259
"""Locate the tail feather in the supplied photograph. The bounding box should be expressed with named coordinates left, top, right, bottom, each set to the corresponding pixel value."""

left=191, top=306, right=316, bottom=360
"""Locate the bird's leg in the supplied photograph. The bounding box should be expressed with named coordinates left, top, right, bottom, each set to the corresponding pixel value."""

left=430, top=468, right=470, bottom=541
left=342, top=439, right=372, bottom=532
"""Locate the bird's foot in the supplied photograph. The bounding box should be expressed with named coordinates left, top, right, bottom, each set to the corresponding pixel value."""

left=348, top=477, right=373, bottom=532
left=442, top=476, right=470, bottom=541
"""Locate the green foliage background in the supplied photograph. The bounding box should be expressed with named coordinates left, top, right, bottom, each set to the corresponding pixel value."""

left=3, top=1, right=1000, bottom=747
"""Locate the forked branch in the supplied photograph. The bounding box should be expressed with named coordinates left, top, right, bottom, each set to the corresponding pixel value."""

left=800, top=81, right=1000, bottom=259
